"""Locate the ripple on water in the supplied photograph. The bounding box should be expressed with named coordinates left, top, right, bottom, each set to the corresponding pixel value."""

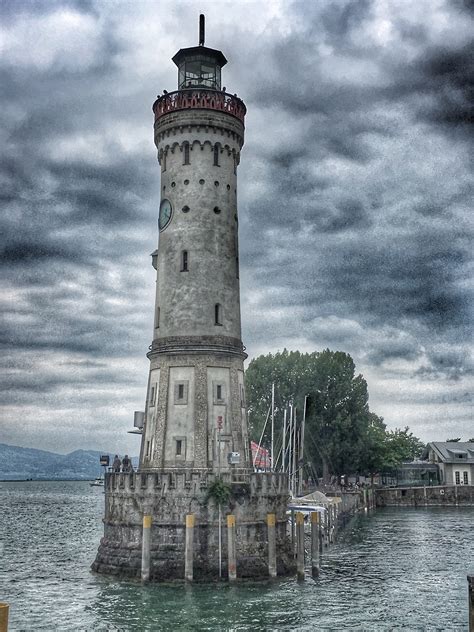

left=0, top=482, right=473, bottom=631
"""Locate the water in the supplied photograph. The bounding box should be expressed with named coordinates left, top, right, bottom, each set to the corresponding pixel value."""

left=1, top=481, right=472, bottom=631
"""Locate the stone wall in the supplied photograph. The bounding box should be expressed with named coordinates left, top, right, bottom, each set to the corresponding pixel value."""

left=92, top=470, right=295, bottom=581
left=376, top=485, right=474, bottom=507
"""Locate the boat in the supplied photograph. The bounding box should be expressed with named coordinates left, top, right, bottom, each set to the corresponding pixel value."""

left=90, top=477, right=104, bottom=487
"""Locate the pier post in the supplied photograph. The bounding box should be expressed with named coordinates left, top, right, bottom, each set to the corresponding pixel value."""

left=0, top=603, right=9, bottom=632
left=310, top=512, right=320, bottom=577
left=185, top=514, right=194, bottom=582
left=267, top=513, right=277, bottom=578
left=468, top=576, right=473, bottom=632
left=326, top=505, right=332, bottom=545
left=330, top=504, right=335, bottom=543
left=290, top=509, right=296, bottom=556
left=227, top=515, right=237, bottom=581
left=296, top=512, right=305, bottom=581
left=141, top=514, right=152, bottom=583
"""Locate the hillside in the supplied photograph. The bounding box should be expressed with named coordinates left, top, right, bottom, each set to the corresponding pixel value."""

left=0, top=443, right=138, bottom=480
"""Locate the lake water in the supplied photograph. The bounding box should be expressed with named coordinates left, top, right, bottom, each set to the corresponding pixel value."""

left=0, top=481, right=472, bottom=631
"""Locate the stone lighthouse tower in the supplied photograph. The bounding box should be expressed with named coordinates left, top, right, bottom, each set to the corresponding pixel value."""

left=142, top=33, right=249, bottom=473
left=93, top=18, right=294, bottom=581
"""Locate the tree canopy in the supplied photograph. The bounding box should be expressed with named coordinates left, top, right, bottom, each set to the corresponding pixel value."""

left=245, top=349, right=424, bottom=481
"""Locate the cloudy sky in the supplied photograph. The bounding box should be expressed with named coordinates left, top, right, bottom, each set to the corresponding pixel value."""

left=1, top=0, right=472, bottom=455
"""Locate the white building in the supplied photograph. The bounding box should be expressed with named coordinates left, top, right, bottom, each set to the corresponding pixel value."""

left=426, top=442, right=474, bottom=486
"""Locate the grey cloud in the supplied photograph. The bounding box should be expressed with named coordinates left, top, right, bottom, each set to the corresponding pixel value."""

left=1, top=0, right=472, bottom=451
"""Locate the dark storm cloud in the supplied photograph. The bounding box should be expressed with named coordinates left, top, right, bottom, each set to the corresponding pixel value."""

left=1, top=0, right=472, bottom=450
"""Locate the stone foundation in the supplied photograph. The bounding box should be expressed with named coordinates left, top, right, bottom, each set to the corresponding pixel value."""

left=92, top=470, right=295, bottom=581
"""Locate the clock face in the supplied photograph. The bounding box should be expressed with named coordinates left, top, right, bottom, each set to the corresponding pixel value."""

left=159, top=198, right=172, bottom=231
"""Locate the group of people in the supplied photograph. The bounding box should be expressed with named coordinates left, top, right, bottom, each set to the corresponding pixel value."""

left=112, top=454, right=133, bottom=473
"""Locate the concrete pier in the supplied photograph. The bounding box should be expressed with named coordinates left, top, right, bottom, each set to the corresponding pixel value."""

left=227, top=515, right=237, bottom=581
left=141, top=514, right=152, bottom=582
left=185, top=514, right=194, bottom=582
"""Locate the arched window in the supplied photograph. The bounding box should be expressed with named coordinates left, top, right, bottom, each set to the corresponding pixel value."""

left=214, top=303, right=222, bottom=325
left=183, top=142, right=190, bottom=165
left=213, top=144, right=220, bottom=167
left=181, top=250, right=188, bottom=272
left=162, top=150, right=167, bottom=172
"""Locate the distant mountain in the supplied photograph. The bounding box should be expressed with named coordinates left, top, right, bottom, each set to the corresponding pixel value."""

left=0, top=443, right=138, bottom=480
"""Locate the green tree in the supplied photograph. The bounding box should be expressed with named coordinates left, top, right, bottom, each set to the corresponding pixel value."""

left=245, top=349, right=384, bottom=481
left=383, top=427, right=426, bottom=466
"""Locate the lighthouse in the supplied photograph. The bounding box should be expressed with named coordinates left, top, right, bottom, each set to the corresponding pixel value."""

left=93, top=18, right=294, bottom=581
left=142, top=22, right=249, bottom=473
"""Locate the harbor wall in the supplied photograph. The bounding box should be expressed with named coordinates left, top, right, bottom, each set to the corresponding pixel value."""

left=376, top=485, right=474, bottom=507
left=92, top=470, right=295, bottom=580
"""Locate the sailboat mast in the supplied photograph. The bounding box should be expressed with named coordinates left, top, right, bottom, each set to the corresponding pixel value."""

left=271, top=382, right=275, bottom=472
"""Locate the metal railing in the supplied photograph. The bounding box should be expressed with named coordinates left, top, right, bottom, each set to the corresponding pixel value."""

left=153, top=89, right=246, bottom=124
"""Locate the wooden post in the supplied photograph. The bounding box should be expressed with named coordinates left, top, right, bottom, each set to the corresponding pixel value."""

left=310, top=512, right=320, bottom=578
left=290, top=509, right=296, bottom=556
left=227, top=514, right=237, bottom=581
left=296, top=512, right=305, bottom=580
left=185, top=513, right=194, bottom=582
left=141, top=514, right=152, bottom=582
left=468, top=576, right=473, bottom=632
left=0, top=603, right=9, bottom=632
left=267, top=513, right=277, bottom=578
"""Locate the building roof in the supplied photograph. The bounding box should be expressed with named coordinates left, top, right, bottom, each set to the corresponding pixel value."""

left=427, top=442, right=474, bottom=463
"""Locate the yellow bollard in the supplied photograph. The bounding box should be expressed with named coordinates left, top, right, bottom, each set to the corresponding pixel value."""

left=227, top=515, right=237, bottom=581
left=0, top=602, right=9, bottom=632
left=185, top=514, right=195, bottom=582
left=141, top=514, right=152, bottom=582
left=267, top=513, right=277, bottom=578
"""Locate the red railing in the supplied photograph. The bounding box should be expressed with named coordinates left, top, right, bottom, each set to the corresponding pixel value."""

left=153, top=89, right=246, bottom=124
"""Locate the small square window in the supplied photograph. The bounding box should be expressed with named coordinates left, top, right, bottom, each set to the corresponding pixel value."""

left=174, top=436, right=186, bottom=459
left=174, top=381, right=189, bottom=405
left=213, top=381, right=225, bottom=404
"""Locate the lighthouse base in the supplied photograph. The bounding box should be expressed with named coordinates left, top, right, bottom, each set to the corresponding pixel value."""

left=91, top=470, right=295, bottom=581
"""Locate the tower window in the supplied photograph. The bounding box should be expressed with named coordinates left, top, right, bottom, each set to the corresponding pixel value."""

left=174, top=436, right=186, bottom=458
left=150, top=385, right=156, bottom=405
left=214, top=144, right=220, bottom=166
left=182, top=205, right=190, bottom=213
left=183, top=143, right=190, bottom=165
left=213, top=206, right=221, bottom=214
left=155, top=306, right=160, bottom=328
left=174, top=381, right=189, bottom=405
left=213, top=382, right=225, bottom=404
left=162, top=151, right=167, bottom=172
left=181, top=250, right=188, bottom=271
left=214, top=303, right=222, bottom=326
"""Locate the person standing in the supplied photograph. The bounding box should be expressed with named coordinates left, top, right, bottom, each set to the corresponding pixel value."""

left=122, top=454, right=131, bottom=473
left=112, top=455, right=121, bottom=473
